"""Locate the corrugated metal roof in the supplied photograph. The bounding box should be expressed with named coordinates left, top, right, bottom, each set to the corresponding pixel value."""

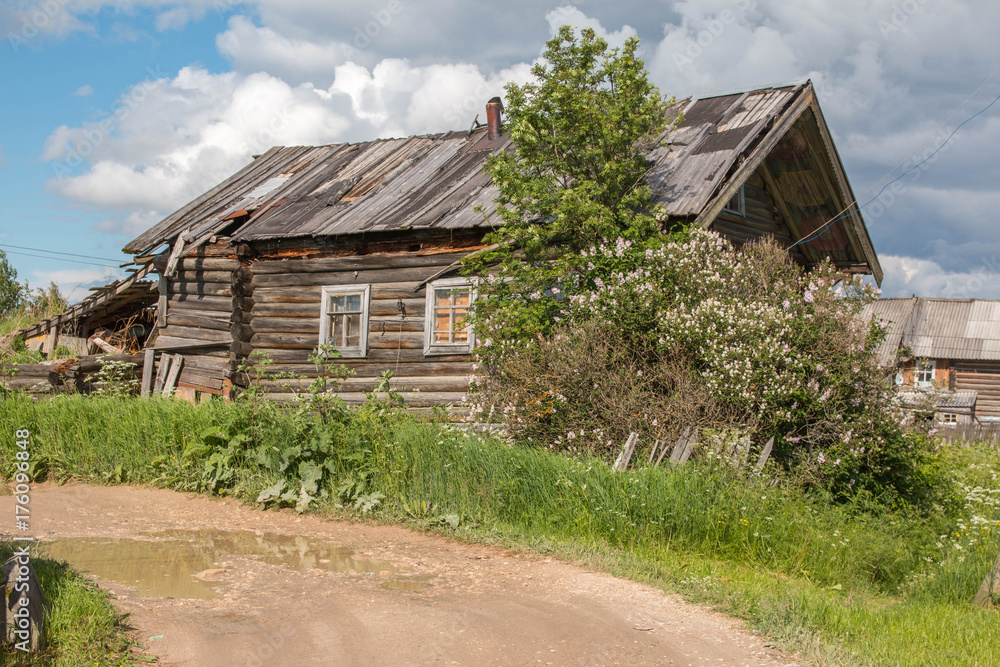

left=867, top=297, right=1000, bottom=363
left=123, top=83, right=811, bottom=255
left=864, top=298, right=917, bottom=366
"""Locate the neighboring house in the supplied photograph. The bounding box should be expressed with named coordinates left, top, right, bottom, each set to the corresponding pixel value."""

left=121, top=80, right=882, bottom=407
left=868, top=297, right=1000, bottom=423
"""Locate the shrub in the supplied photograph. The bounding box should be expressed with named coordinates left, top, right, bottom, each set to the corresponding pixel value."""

left=471, top=228, right=937, bottom=506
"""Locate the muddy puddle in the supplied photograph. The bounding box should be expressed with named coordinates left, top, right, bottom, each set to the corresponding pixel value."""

left=382, top=574, right=435, bottom=592
left=41, top=529, right=397, bottom=600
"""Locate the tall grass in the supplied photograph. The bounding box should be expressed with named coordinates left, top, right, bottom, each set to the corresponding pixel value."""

left=0, top=540, right=135, bottom=666
left=1, top=392, right=998, bottom=666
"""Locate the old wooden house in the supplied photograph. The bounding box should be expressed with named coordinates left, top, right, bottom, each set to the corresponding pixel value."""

left=121, top=80, right=882, bottom=408
left=869, top=297, right=1000, bottom=423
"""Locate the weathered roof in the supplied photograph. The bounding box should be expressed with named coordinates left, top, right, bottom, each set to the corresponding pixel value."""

left=867, top=297, right=1000, bottom=363
left=12, top=263, right=157, bottom=340
left=124, top=80, right=878, bottom=281
left=864, top=297, right=917, bottom=366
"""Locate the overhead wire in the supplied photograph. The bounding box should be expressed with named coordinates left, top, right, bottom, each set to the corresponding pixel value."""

left=0, top=248, right=121, bottom=268
left=0, top=242, right=123, bottom=264
left=789, top=64, right=1000, bottom=250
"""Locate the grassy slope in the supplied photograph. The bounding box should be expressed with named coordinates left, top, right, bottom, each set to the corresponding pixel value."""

left=1, top=393, right=998, bottom=666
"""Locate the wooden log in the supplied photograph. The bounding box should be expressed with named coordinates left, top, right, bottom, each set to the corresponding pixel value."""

left=176, top=257, right=239, bottom=272
left=170, top=293, right=240, bottom=309
left=251, top=266, right=447, bottom=288
left=166, top=312, right=232, bottom=331
left=251, top=317, right=322, bottom=334
left=172, top=270, right=235, bottom=284
left=154, top=336, right=231, bottom=352
left=260, top=375, right=470, bottom=393
left=973, top=551, right=1000, bottom=608
left=169, top=282, right=232, bottom=297
left=141, top=349, right=155, bottom=397
left=247, top=347, right=470, bottom=363
left=74, top=354, right=145, bottom=373
left=263, top=390, right=466, bottom=407
left=2, top=555, right=48, bottom=650
left=613, top=432, right=639, bottom=472
left=162, top=355, right=184, bottom=396
left=370, top=298, right=425, bottom=317
left=158, top=325, right=231, bottom=344
left=250, top=250, right=472, bottom=275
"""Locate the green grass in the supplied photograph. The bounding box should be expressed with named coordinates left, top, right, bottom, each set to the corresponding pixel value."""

left=0, top=540, right=137, bottom=667
left=1, top=392, right=999, bottom=666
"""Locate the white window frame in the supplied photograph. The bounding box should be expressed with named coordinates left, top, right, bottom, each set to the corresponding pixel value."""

left=938, top=413, right=958, bottom=426
left=319, top=284, right=370, bottom=358
left=915, top=359, right=936, bottom=387
left=424, top=277, right=477, bottom=356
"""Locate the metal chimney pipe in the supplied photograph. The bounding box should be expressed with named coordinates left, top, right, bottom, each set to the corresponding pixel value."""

left=486, top=96, right=503, bottom=140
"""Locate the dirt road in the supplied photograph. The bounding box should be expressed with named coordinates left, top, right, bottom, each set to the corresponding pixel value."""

left=2, top=483, right=799, bottom=666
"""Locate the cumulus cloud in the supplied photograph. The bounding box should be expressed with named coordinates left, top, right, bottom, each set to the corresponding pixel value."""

left=75, top=84, right=93, bottom=97
left=42, top=57, right=531, bottom=235
left=879, top=254, right=1000, bottom=300
left=23, top=0, right=1000, bottom=303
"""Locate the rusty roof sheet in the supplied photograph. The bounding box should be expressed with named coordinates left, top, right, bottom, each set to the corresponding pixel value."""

left=124, top=83, right=810, bottom=255
left=867, top=297, right=1000, bottom=363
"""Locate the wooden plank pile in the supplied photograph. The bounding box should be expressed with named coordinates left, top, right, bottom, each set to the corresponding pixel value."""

left=0, top=353, right=144, bottom=395
left=614, top=428, right=776, bottom=473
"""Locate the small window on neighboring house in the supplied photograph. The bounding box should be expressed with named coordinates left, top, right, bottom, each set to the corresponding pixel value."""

left=939, top=413, right=958, bottom=426
left=915, top=360, right=936, bottom=387
left=723, top=185, right=745, bottom=217
left=319, top=285, right=370, bottom=358
left=425, top=278, right=476, bottom=355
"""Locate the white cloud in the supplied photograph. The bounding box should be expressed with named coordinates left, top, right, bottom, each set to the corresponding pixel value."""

left=544, top=5, right=638, bottom=49
left=42, top=58, right=531, bottom=235
left=30, top=267, right=123, bottom=304
left=75, top=84, right=93, bottom=97
left=216, top=16, right=358, bottom=86
left=155, top=7, right=199, bottom=32
left=879, top=254, right=1000, bottom=299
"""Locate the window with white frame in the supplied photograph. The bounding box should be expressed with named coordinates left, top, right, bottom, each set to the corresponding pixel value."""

left=915, top=359, right=936, bottom=387
left=938, top=413, right=958, bottom=426
left=319, top=285, right=370, bottom=358
left=424, top=278, right=475, bottom=355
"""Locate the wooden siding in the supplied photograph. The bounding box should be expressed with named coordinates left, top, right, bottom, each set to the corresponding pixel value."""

left=153, top=243, right=242, bottom=395
left=247, top=244, right=481, bottom=407
left=954, top=361, right=1000, bottom=418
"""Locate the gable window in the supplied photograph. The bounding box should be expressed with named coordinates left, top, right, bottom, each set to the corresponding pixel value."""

left=915, top=360, right=935, bottom=387
left=319, top=285, right=370, bottom=358
left=424, top=278, right=476, bottom=355
left=723, top=185, right=745, bottom=217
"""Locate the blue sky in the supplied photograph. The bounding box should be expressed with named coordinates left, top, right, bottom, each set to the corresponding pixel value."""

left=2, top=0, right=999, bottom=302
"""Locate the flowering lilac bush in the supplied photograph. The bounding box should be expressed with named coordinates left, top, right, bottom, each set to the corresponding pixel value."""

left=470, top=228, right=937, bottom=504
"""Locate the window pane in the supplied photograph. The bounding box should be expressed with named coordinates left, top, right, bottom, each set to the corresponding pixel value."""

left=453, top=291, right=470, bottom=307
left=332, top=314, right=345, bottom=346
left=346, top=294, right=361, bottom=312
left=435, top=290, right=452, bottom=308
left=331, top=295, right=346, bottom=312
left=345, top=314, right=361, bottom=347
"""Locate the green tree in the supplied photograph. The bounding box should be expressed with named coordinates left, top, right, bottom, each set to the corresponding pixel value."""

left=0, top=250, right=27, bottom=316
left=468, top=26, right=680, bottom=339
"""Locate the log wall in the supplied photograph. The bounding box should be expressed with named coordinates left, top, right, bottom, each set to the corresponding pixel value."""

left=247, top=244, right=480, bottom=408
left=954, top=361, right=1000, bottom=418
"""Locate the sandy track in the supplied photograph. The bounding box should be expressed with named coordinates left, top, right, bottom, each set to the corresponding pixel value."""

left=1, top=483, right=799, bottom=666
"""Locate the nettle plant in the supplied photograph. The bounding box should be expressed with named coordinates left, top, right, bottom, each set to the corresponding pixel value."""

left=471, top=229, right=935, bottom=504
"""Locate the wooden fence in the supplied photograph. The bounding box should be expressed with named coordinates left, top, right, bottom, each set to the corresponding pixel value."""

left=936, top=422, right=1000, bottom=444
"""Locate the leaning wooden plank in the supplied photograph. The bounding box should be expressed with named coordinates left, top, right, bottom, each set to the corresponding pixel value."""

left=613, top=432, right=639, bottom=472
left=667, top=427, right=690, bottom=464
left=755, top=436, right=775, bottom=471
left=973, top=550, right=1000, bottom=608
left=162, top=355, right=184, bottom=396
left=678, top=430, right=698, bottom=464
left=736, top=435, right=752, bottom=468
left=647, top=439, right=661, bottom=464
left=153, top=354, right=173, bottom=394
left=140, top=349, right=156, bottom=397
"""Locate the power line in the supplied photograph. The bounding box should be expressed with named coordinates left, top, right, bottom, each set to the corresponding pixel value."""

left=790, top=65, right=1000, bottom=249
left=0, top=248, right=120, bottom=268
left=0, top=242, right=122, bottom=263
